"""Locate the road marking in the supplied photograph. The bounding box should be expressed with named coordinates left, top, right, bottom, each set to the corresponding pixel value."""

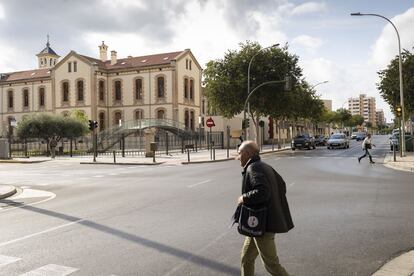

left=0, top=255, right=21, bottom=268
left=0, top=219, right=84, bottom=248
left=188, top=179, right=212, bottom=188
left=0, top=189, right=56, bottom=213
left=20, top=264, right=79, bottom=276
left=92, top=175, right=104, bottom=178
left=288, top=182, right=295, bottom=188
left=9, top=189, right=55, bottom=200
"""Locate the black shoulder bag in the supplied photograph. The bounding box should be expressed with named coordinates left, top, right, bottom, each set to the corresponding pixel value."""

left=231, top=204, right=267, bottom=237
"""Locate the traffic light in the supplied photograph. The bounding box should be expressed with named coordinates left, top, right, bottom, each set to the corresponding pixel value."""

left=242, top=118, right=250, bottom=129
left=88, top=120, right=98, bottom=131
left=396, top=106, right=402, bottom=117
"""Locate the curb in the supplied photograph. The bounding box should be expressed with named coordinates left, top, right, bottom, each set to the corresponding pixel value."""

left=372, top=249, right=414, bottom=276
left=382, top=153, right=414, bottom=173
left=79, top=161, right=165, bottom=166
left=0, top=185, right=17, bottom=200
left=0, top=159, right=49, bottom=164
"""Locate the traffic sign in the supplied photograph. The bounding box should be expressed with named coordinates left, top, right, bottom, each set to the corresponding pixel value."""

left=206, top=117, right=215, bottom=128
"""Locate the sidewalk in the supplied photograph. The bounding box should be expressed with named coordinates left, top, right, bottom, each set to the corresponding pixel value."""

left=383, top=151, right=414, bottom=173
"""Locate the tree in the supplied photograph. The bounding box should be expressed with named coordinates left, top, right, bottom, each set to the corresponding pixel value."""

left=16, top=113, right=88, bottom=151
left=377, top=49, right=414, bottom=119
left=204, top=41, right=324, bottom=138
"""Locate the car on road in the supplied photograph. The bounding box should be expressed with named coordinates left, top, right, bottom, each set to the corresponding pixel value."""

left=351, top=132, right=358, bottom=139
left=314, top=135, right=327, bottom=146
left=327, top=133, right=349, bottom=149
left=291, top=134, right=316, bottom=150
left=355, top=132, right=367, bottom=141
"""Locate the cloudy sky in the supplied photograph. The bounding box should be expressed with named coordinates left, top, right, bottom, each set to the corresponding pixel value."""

left=1, top=0, right=413, bottom=122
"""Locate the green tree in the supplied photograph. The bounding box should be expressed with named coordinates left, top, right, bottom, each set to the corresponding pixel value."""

left=377, top=49, right=414, bottom=119
left=16, top=113, right=88, bottom=146
left=204, top=41, right=323, bottom=137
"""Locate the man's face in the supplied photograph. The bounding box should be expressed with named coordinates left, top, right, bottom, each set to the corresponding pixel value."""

left=237, top=147, right=250, bottom=167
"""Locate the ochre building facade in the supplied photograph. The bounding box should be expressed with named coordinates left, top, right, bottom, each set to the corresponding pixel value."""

left=0, top=41, right=202, bottom=136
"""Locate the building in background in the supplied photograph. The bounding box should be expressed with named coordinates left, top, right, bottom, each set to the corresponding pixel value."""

left=0, top=40, right=202, bottom=136
left=348, top=94, right=376, bottom=127
left=376, top=109, right=386, bottom=126
left=322, top=99, right=332, bottom=112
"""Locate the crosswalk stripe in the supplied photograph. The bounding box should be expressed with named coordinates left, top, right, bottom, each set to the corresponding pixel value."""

left=20, top=264, right=78, bottom=276
left=0, top=255, right=21, bottom=268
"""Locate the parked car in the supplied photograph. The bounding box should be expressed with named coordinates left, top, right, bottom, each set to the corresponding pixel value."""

left=291, top=134, right=316, bottom=150
left=351, top=132, right=358, bottom=139
left=355, top=132, right=367, bottom=141
left=327, top=133, right=349, bottom=149
left=314, top=135, right=327, bottom=146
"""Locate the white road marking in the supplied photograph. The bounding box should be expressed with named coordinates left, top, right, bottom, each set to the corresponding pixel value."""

left=0, top=255, right=21, bottom=268
left=92, top=175, right=104, bottom=178
left=0, top=219, right=84, bottom=248
left=188, top=179, right=212, bottom=188
left=288, top=182, right=295, bottom=188
left=9, top=189, right=55, bottom=200
left=20, top=264, right=79, bottom=276
left=108, top=173, right=119, bottom=176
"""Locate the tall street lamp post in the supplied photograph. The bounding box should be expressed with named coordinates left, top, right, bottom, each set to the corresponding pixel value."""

left=351, top=12, right=405, bottom=157
left=244, top=43, right=279, bottom=140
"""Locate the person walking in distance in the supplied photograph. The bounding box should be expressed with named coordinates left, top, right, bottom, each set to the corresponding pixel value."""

left=358, top=133, right=375, bottom=164
left=237, top=140, right=294, bottom=276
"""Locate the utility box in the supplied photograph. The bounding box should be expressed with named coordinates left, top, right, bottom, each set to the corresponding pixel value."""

left=0, top=138, right=10, bottom=159
left=150, top=142, right=158, bottom=152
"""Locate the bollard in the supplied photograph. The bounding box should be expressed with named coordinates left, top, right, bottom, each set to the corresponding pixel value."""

left=213, top=147, right=216, bottom=160
left=187, top=148, right=190, bottom=162
left=153, top=150, right=155, bottom=163
left=113, top=150, right=116, bottom=163
left=393, top=142, right=396, bottom=162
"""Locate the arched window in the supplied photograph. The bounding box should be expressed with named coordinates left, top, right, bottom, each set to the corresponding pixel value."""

left=7, top=90, right=13, bottom=109
left=62, top=82, right=69, bottom=102
left=157, top=109, right=165, bottom=119
left=99, top=80, right=105, bottom=101
left=189, top=79, right=194, bottom=100
left=184, top=78, right=188, bottom=99
left=135, top=78, right=143, bottom=100
left=135, top=109, right=144, bottom=120
left=77, top=80, right=84, bottom=101
left=184, top=110, right=189, bottom=129
left=157, top=76, right=165, bottom=98
left=190, top=110, right=195, bottom=131
left=114, top=111, right=122, bottom=126
left=114, top=80, right=122, bottom=101
left=23, top=89, right=29, bottom=108
left=39, top=87, right=45, bottom=107
left=99, top=112, right=105, bottom=131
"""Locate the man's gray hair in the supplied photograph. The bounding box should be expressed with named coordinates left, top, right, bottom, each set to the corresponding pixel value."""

left=239, top=140, right=260, bottom=156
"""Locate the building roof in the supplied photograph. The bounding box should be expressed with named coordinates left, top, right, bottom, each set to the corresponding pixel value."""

left=0, top=68, right=51, bottom=82
left=37, top=40, right=59, bottom=56
left=80, top=51, right=184, bottom=70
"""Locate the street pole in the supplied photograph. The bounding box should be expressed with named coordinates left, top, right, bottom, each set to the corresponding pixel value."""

left=245, top=44, right=279, bottom=140
left=351, top=12, right=405, bottom=157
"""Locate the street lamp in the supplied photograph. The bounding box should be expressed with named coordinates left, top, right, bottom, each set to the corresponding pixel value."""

left=310, top=80, right=329, bottom=90
left=351, top=12, right=405, bottom=156
left=244, top=43, right=280, bottom=140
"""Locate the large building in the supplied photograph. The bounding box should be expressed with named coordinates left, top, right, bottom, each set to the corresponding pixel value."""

left=0, top=40, right=202, bottom=136
left=348, top=94, right=376, bottom=126
left=376, top=109, right=386, bottom=126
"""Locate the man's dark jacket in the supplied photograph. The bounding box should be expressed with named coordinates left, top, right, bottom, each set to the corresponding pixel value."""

left=242, top=155, right=294, bottom=233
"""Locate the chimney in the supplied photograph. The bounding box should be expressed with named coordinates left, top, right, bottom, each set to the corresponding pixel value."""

left=111, top=50, right=117, bottom=65
left=99, top=41, right=108, bottom=62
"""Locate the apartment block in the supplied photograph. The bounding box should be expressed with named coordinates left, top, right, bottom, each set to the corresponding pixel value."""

left=348, top=94, right=376, bottom=126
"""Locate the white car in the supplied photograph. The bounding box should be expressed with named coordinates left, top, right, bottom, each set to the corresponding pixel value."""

left=327, top=133, right=349, bottom=149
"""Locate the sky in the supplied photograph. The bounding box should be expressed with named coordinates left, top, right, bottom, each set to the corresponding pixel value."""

left=1, top=0, right=414, bottom=122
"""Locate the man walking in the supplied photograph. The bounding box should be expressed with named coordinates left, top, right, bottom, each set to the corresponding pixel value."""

left=237, top=140, right=294, bottom=276
left=358, top=133, right=375, bottom=164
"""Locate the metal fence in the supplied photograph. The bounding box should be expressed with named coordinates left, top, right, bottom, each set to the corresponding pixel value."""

left=9, top=129, right=224, bottom=158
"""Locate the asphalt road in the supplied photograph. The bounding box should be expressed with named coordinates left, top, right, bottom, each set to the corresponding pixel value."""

left=1, top=135, right=413, bottom=276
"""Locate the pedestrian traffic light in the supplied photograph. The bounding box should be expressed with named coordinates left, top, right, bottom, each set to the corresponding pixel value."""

left=396, top=106, right=402, bottom=117
left=88, top=120, right=98, bottom=131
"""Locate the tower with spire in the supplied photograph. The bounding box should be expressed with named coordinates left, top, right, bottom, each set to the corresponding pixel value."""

left=36, top=35, right=60, bottom=69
